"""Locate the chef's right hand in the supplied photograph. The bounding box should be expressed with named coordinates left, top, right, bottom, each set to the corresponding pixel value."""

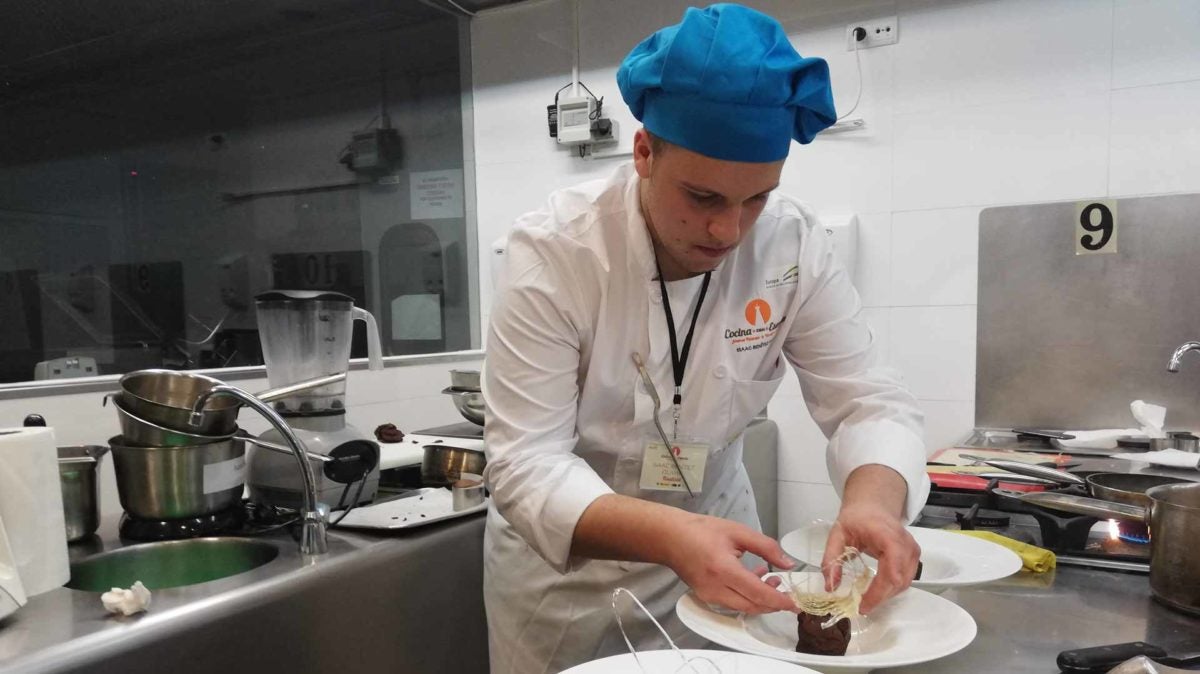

left=663, top=514, right=798, bottom=615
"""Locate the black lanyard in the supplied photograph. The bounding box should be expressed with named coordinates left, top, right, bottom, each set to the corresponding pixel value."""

left=656, top=263, right=712, bottom=423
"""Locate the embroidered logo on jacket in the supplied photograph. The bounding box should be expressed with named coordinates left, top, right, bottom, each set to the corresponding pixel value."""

left=725, top=299, right=786, bottom=353
left=765, top=264, right=800, bottom=289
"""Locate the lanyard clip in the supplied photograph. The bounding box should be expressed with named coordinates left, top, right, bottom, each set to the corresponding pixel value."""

left=672, top=387, right=681, bottom=440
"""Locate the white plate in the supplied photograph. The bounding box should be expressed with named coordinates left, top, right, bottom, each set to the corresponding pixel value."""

left=780, top=522, right=1022, bottom=593
left=675, top=572, right=977, bottom=674
left=331, top=488, right=487, bottom=530
left=559, top=649, right=820, bottom=673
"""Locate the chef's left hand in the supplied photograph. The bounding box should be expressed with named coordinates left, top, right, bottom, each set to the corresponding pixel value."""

left=820, top=464, right=920, bottom=615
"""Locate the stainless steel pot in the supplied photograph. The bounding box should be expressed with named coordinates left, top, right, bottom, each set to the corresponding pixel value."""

left=421, top=444, right=486, bottom=487
left=109, top=434, right=246, bottom=520
left=57, top=445, right=109, bottom=541
left=116, top=370, right=347, bottom=435
left=1021, top=482, right=1200, bottom=616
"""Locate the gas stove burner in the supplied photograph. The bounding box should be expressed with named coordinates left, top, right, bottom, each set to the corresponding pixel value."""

left=954, top=504, right=1010, bottom=530
left=1115, top=521, right=1151, bottom=545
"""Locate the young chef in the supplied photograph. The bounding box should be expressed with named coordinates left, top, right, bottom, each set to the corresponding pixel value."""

left=481, top=4, right=928, bottom=672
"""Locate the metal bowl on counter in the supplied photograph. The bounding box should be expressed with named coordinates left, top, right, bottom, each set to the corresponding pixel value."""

left=422, top=444, right=486, bottom=487
left=108, top=435, right=246, bottom=520
left=442, top=386, right=485, bottom=426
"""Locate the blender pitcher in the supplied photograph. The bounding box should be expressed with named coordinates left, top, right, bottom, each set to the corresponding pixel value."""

left=254, top=290, right=383, bottom=413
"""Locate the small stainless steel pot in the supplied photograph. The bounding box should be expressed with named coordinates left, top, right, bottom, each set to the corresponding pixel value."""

left=421, top=444, right=486, bottom=487
left=57, top=445, right=109, bottom=541
left=1022, top=482, right=1200, bottom=616
left=109, top=434, right=246, bottom=520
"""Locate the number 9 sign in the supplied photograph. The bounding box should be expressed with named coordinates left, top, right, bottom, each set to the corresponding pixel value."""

left=1075, top=200, right=1118, bottom=255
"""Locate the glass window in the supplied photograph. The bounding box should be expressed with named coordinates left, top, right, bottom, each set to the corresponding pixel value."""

left=0, top=1, right=476, bottom=385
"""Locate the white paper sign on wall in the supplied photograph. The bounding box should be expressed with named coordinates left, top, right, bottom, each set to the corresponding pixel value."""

left=411, top=169, right=464, bottom=220
left=1075, top=199, right=1118, bottom=255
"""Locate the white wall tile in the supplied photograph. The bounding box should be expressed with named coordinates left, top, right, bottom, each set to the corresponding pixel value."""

left=889, top=305, right=976, bottom=401
left=890, top=207, right=980, bottom=306
left=893, top=95, right=1111, bottom=211
left=1109, top=79, right=1200, bottom=196
left=894, top=0, right=1112, bottom=115
left=781, top=18, right=895, bottom=215
left=850, top=212, right=892, bottom=308
left=920, top=399, right=975, bottom=451
left=772, top=396, right=831, bottom=483
left=1113, top=0, right=1200, bottom=89
left=778, top=481, right=840, bottom=535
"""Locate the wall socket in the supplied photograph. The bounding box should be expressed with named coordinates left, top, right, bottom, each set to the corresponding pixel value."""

left=846, top=16, right=898, bottom=50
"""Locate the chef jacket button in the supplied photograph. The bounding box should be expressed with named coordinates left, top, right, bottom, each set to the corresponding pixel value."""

left=650, top=290, right=662, bottom=304
left=713, top=366, right=727, bottom=378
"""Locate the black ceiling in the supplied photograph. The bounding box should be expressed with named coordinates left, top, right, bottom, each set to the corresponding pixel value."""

left=0, top=0, right=532, bottom=109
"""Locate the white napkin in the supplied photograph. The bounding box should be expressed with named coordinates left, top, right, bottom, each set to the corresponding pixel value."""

left=1055, top=400, right=1166, bottom=449
left=1112, top=449, right=1200, bottom=470
left=101, top=581, right=152, bottom=616
left=1130, top=400, right=1167, bottom=438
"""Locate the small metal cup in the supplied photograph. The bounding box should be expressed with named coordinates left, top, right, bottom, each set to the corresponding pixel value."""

left=1168, top=431, right=1200, bottom=453
left=58, top=445, right=109, bottom=542
left=451, top=473, right=485, bottom=511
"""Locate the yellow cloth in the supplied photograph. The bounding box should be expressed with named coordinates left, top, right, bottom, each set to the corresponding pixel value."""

left=950, top=529, right=1056, bottom=573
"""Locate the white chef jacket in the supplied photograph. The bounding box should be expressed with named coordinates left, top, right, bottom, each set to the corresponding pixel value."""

left=482, top=162, right=928, bottom=674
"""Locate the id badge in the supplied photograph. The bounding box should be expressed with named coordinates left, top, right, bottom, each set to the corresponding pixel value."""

left=638, top=435, right=710, bottom=493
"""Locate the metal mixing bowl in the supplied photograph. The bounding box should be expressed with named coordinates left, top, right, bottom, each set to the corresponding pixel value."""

left=119, top=370, right=240, bottom=435
left=442, top=387, right=485, bottom=426
left=109, top=434, right=246, bottom=520
left=112, top=397, right=237, bottom=447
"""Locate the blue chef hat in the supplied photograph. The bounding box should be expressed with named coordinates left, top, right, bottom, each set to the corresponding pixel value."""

left=617, top=3, right=836, bottom=163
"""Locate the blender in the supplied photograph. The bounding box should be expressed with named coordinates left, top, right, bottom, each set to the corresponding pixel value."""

left=249, top=290, right=384, bottom=511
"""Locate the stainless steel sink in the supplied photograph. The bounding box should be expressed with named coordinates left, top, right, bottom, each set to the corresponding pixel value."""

left=66, top=537, right=280, bottom=592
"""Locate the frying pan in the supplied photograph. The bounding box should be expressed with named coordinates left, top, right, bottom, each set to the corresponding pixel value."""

left=979, top=459, right=1188, bottom=508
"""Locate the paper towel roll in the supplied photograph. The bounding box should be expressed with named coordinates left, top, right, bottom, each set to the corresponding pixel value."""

left=0, top=427, right=69, bottom=596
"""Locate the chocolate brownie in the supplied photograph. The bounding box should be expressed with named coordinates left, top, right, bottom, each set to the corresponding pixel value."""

left=795, top=612, right=851, bottom=656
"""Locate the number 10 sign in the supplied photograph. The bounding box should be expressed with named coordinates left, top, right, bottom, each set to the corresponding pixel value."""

left=1075, top=200, right=1118, bottom=255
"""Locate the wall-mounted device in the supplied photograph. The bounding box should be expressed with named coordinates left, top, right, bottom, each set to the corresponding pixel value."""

left=546, top=82, right=616, bottom=155
left=339, top=65, right=403, bottom=176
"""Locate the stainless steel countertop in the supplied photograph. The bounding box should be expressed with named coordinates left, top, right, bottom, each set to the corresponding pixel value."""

left=891, top=563, right=1200, bottom=673
left=0, top=511, right=490, bottom=673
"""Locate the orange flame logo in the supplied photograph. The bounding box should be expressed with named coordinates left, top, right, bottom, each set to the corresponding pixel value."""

left=745, top=299, right=771, bottom=326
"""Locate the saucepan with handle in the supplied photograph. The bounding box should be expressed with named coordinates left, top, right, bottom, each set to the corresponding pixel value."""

left=1021, top=482, right=1200, bottom=616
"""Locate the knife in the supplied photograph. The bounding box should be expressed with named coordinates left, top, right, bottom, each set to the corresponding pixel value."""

left=1058, top=642, right=1200, bottom=673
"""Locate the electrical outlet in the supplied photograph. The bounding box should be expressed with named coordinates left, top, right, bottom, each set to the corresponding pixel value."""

left=846, top=16, right=898, bottom=50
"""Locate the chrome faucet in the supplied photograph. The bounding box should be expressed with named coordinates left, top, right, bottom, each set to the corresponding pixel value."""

left=1168, top=341, right=1200, bottom=373
left=189, top=385, right=328, bottom=555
